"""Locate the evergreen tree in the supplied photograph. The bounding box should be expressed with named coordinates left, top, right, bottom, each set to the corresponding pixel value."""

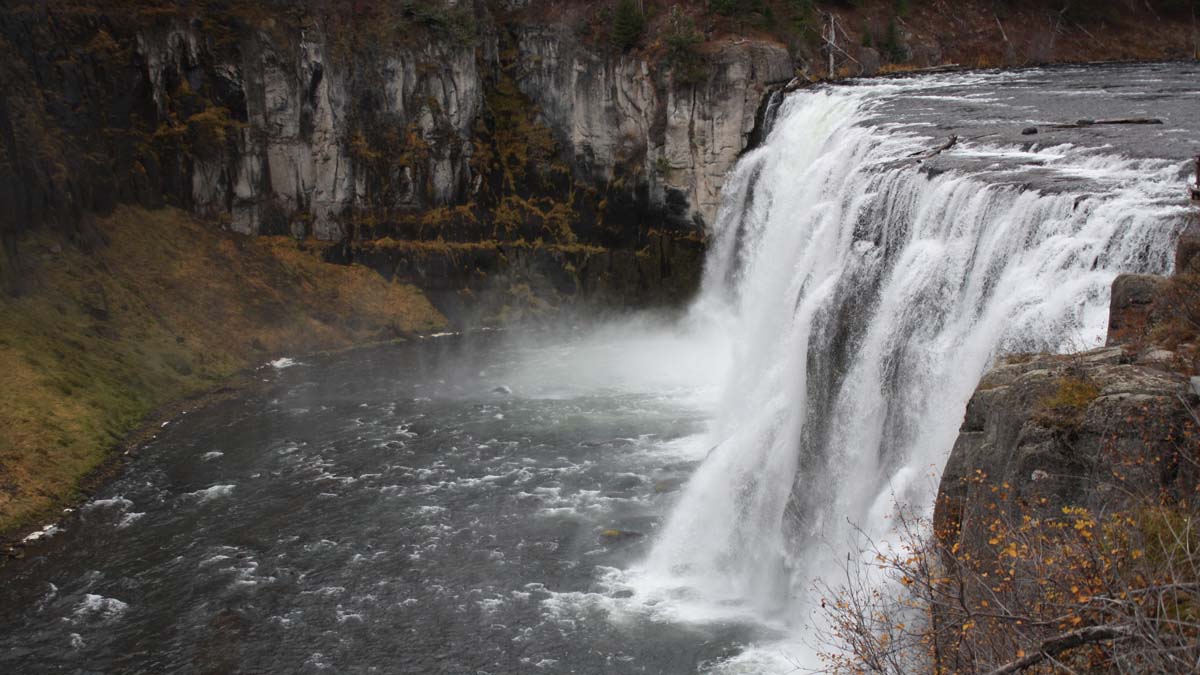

left=882, top=16, right=906, bottom=62
left=611, top=0, right=645, bottom=51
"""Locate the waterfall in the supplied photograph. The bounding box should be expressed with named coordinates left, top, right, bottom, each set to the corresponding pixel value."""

left=640, top=80, right=1191, bottom=653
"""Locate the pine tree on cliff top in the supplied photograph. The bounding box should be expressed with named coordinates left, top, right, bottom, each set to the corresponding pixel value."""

left=612, top=0, right=645, bottom=51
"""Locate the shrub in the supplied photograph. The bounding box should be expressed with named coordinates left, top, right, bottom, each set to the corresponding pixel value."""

left=399, top=0, right=476, bottom=44
left=709, top=0, right=771, bottom=21
left=1154, top=273, right=1200, bottom=351
left=185, top=106, right=242, bottom=159
left=881, top=16, right=907, bottom=63
left=817, top=401, right=1200, bottom=674
left=819, top=497, right=1200, bottom=673
left=709, top=0, right=744, bottom=16
left=786, top=0, right=821, bottom=38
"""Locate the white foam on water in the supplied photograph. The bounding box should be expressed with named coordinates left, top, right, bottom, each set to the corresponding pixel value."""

left=116, top=512, right=145, bottom=529
left=83, top=496, right=133, bottom=511
left=22, top=523, right=62, bottom=544
left=75, top=594, right=129, bottom=621
left=478, top=597, right=506, bottom=613
left=183, top=484, right=236, bottom=502
left=336, top=608, right=364, bottom=623
left=303, top=653, right=332, bottom=670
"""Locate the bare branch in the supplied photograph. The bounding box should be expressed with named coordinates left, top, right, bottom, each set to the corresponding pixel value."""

left=985, top=624, right=1134, bottom=675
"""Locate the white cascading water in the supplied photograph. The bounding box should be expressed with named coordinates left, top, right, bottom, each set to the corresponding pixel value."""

left=637, top=80, right=1191, bottom=666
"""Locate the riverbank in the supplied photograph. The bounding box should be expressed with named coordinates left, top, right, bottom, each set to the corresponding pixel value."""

left=0, top=206, right=447, bottom=543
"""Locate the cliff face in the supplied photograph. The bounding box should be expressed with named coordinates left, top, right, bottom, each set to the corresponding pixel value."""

left=0, top=1, right=796, bottom=317
left=0, top=5, right=494, bottom=241
left=513, top=25, right=791, bottom=229
left=937, top=347, right=1194, bottom=556
left=5, top=1, right=1194, bottom=316
left=164, top=27, right=487, bottom=240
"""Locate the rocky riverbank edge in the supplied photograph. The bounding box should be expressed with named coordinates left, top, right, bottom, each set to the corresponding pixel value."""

left=0, top=206, right=448, bottom=543
left=0, top=332, right=485, bottom=564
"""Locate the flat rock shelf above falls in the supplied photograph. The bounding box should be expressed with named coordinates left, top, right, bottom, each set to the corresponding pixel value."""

left=2, top=64, right=1198, bottom=674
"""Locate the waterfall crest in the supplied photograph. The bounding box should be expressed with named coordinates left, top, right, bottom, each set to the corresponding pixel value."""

left=645, top=81, right=1190, bottom=633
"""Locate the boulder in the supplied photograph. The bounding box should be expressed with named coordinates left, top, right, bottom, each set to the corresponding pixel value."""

left=1106, top=273, right=1167, bottom=345
left=936, top=347, right=1193, bottom=564
left=1175, top=221, right=1200, bottom=274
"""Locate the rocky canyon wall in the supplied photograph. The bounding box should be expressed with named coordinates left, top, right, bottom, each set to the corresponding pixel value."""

left=0, top=1, right=797, bottom=318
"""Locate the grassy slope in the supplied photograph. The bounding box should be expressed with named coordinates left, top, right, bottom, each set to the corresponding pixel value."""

left=0, top=206, right=445, bottom=534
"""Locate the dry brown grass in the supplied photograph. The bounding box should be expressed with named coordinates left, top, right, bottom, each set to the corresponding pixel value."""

left=0, top=206, right=444, bottom=533
left=362, top=237, right=606, bottom=256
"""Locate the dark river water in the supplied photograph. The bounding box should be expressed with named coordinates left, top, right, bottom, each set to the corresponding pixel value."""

left=0, top=329, right=766, bottom=673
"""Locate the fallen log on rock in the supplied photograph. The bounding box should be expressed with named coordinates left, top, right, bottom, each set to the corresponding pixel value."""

left=1047, top=117, right=1163, bottom=129
left=906, top=134, right=958, bottom=161
left=984, top=624, right=1134, bottom=675
left=783, top=76, right=815, bottom=92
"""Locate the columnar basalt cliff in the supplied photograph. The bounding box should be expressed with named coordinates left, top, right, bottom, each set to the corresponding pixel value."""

left=0, top=1, right=801, bottom=319
left=512, top=24, right=791, bottom=229
left=4, top=0, right=1197, bottom=318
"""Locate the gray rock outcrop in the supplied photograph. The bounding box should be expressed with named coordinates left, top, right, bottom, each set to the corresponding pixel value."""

left=936, top=346, right=1196, bottom=575
left=513, top=27, right=792, bottom=228
left=136, top=23, right=486, bottom=240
